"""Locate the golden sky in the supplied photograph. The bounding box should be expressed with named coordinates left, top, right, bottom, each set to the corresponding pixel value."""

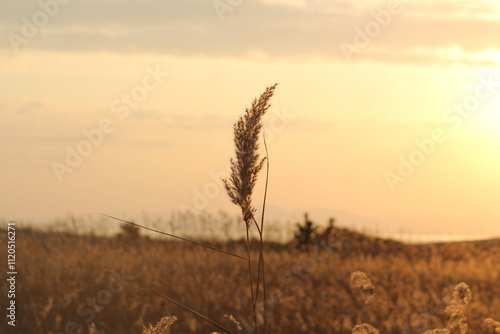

left=1, top=0, right=500, bottom=235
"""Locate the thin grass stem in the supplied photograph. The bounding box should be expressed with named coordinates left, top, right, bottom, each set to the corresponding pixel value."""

left=140, top=288, right=235, bottom=334
left=92, top=213, right=247, bottom=261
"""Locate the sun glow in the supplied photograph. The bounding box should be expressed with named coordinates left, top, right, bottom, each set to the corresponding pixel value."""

left=474, top=93, right=500, bottom=134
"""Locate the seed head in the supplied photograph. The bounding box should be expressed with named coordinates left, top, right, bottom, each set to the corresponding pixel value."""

left=223, top=84, right=278, bottom=227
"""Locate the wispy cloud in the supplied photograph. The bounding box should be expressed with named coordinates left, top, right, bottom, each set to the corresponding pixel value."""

left=1, top=0, right=499, bottom=65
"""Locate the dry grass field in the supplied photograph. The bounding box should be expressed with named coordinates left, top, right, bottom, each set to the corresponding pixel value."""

left=1, top=221, right=499, bottom=334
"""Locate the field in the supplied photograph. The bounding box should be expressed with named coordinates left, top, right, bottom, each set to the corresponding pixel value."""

left=1, top=220, right=499, bottom=334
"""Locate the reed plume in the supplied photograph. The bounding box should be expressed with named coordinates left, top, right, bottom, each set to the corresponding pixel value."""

left=352, top=323, right=380, bottom=334
left=223, top=83, right=278, bottom=227
left=223, top=83, right=278, bottom=334
left=142, top=316, right=177, bottom=334
left=445, top=282, right=472, bottom=334
left=484, top=318, right=500, bottom=333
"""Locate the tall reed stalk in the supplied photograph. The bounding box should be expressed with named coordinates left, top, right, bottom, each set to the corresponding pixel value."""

left=223, top=83, right=278, bottom=334
left=99, top=84, right=278, bottom=334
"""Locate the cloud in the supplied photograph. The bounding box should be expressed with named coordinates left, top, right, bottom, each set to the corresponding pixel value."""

left=1, top=0, right=500, bottom=64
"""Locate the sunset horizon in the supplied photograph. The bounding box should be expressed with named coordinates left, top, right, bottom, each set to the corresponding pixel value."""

left=3, top=2, right=500, bottom=333
left=2, top=0, right=500, bottom=237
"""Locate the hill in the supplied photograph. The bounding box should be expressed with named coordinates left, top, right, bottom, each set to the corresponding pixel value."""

left=0, top=226, right=499, bottom=333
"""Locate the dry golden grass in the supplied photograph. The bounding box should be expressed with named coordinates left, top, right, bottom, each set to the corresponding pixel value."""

left=1, top=224, right=499, bottom=333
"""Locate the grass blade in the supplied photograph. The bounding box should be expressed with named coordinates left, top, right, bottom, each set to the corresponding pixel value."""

left=92, top=213, right=247, bottom=261
left=140, top=288, right=236, bottom=334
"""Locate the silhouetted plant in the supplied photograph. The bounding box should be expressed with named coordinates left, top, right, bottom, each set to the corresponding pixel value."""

left=117, top=222, right=141, bottom=242
left=317, top=217, right=335, bottom=245
left=294, top=213, right=317, bottom=250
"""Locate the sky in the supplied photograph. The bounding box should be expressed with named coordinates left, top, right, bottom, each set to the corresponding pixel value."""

left=1, top=0, right=500, bottom=236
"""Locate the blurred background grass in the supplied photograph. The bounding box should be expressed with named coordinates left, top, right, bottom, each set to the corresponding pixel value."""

left=0, top=213, right=499, bottom=333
